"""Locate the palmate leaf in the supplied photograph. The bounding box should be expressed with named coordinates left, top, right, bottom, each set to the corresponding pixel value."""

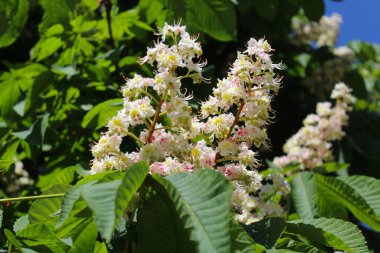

left=69, top=162, right=149, bottom=242
left=152, top=169, right=232, bottom=253
left=286, top=218, right=369, bottom=253
left=316, top=174, right=380, bottom=231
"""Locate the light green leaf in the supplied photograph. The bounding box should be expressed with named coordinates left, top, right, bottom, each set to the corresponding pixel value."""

left=81, top=98, right=123, bottom=129
left=0, top=159, right=14, bottom=173
left=0, top=64, right=47, bottom=116
left=14, top=215, right=29, bottom=233
left=32, top=37, right=65, bottom=61
left=316, top=174, right=380, bottom=231
left=291, top=172, right=317, bottom=219
left=39, top=0, right=74, bottom=32
left=286, top=218, right=369, bottom=253
left=0, top=0, right=29, bottom=48
left=94, top=241, right=108, bottom=253
left=81, top=162, right=149, bottom=241
left=153, top=169, right=232, bottom=253
left=38, top=166, right=76, bottom=192
left=29, top=184, right=70, bottom=224
left=17, top=224, right=56, bottom=239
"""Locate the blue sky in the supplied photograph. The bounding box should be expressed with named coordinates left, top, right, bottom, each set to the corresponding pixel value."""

left=324, top=0, right=380, bottom=46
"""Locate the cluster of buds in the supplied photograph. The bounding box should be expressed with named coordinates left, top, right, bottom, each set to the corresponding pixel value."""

left=291, top=13, right=342, bottom=48
left=90, top=23, right=283, bottom=224
left=274, top=83, right=356, bottom=170
left=305, top=46, right=355, bottom=98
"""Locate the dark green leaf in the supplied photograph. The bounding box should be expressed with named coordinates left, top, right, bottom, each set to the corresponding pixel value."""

left=244, top=217, right=286, bottom=249
left=153, top=169, right=232, bottom=253
left=186, top=0, right=237, bottom=41
left=0, top=0, right=29, bottom=48
left=301, top=0, right=325, bottom=21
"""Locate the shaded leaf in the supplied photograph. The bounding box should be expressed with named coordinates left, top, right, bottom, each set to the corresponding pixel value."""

left=244, top=217, right=286, bottom=249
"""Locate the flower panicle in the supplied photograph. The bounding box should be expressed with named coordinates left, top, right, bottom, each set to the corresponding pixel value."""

left=90, top=23, right=284, bottom=224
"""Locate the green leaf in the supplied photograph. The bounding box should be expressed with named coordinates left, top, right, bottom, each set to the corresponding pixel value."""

left=14, top=215, right=29, bottom=233
left=185, top=0, right=237, bottom=41
left=137, top=187, right=197, bottom=253
left=12, top=113, right=50, bottom=145
left=38, top=166, right=76, bottom=192
left=0, top=160, right=14, bottom=173
left=39, top=0, right=74, bottom=32
left=301, top=0, right=325, bottom=21
left=94, top=241, right=108, bottom=253
left=81, top=98, right=123, bottom=129
left=291, top=172, right=317, bottom=219
left=316, top=174, right=380, bottom=231
left=24, top=71, right=55, bottom=113
left=153, top=169, right=232, bottom=253
left=286, top=218, right=369, bottom=253
left=17, top=224, right=56, bottom=239
left=254, top=0, right=279, bottom=20
left=0, top=64, right=47, bottom=116
left=29, top=184, right=70, bottom=224
left=0, top=140, right=19, bottom=172
left=275, top=238, right=324, bottom=253
left=31, top=37, right=65, bottom=61
left=4, top=229, right=23, bottom=250
left=81, top=162, right=149, bottom=241
left=0, top=0, right=29, bottom=48
left=67, top=220, right=97, bottom=253
left=230, top=222, right=256, bottom=253
left=244, top=217, right=286, bottom=249
left=57, top=182, right=96, bottom=227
